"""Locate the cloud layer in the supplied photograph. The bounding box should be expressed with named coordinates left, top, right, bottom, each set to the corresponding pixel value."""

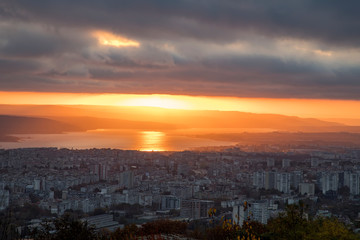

left=0, top=0, right=360, bottom=99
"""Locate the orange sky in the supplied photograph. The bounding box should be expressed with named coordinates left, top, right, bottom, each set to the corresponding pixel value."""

left=1, top=91, right=360, bottom=119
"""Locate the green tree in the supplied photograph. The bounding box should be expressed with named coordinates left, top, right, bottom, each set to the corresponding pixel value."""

left=266, top=203, right=309, bottom=240
left=307, top=217, right=358, bottom=240
left=266, top=202, right=359, bottom=240
left=31, top=214, right=98, bottom=240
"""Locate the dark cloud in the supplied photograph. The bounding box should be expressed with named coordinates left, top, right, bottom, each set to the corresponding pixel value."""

left=2, top=0, right=360, bottom=46
left=0, top=24, right=94, bottom=58
left=89, top=68, right=134, bottom=80
left=104, top=46, right=174, bottom=69
left=67, top=54, right=360, bottom=99
left=0, top=0, right=360, bottom=100
left=0, top=58, right=41, bottom=73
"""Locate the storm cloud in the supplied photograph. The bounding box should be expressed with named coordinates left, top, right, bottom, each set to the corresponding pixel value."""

left=0, top=0, right=360, bottom=99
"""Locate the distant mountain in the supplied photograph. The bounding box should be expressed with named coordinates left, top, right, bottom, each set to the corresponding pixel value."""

left=0, top=104, right=359, bottom=133
left=0, top=134, right=19, bottom=142
left=39, top=105, right=357, bottom=132
left=321, top=118, right=360, bottom=126
left=0, top=114, right=177, bottom=142
left=0, top=115, right=80, bottom=134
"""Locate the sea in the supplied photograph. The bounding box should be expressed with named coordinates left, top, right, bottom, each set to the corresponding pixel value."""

left=0, top=129, right=239, bottom=151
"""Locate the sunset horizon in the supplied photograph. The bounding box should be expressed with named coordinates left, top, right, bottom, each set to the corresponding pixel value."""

left=2, top=2, right=360, bottom=239
left=1, top=0, right=360, bottom=136
left=2, top=91, right=360, bottom=121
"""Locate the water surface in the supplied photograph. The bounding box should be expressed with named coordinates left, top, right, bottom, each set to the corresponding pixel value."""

left=0, top=129, right=238, bottom=151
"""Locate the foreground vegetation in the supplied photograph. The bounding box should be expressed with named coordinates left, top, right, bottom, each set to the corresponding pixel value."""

left=1, top=203, right=359, bottom=240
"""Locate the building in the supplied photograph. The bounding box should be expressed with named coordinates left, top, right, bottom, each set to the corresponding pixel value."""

left=161, top=195, right=180, bottom=210
left=253, top=171, right=291, bottom=193
left=299, top=183, right=315, bottom=196
left=347, top=172, right=360, bottom=195
left=81, top=214, right=122, bottom=232
left=253, top=171, right=265, bottom=189
left=291, top=171, right=303, bottom=190
left=180, top=199, right=214, bottom=220
left=264, top=171, right=276, bottom=190
left=99, top=164, right=108, bottom=181
left=33, top=178, right=46, bottom=191
left=34, top=179, right=41, bottom=191
left=276, top=172, right=291, bottom=193
left=319, top=172, right=339, bottom=194
left=233, top=200, right=269, bottom=226
left=117, top=171, right=134, bottom=188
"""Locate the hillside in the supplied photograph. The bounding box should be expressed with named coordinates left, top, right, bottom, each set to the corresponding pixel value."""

left=0, top=115, right=80, bottom=134
left=0, top=104, right=357, bottom=133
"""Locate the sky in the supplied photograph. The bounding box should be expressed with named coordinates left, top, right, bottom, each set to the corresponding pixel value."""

left=2, top=91, right=360, bottom=119
left=1, top=1, right=360, bottom=116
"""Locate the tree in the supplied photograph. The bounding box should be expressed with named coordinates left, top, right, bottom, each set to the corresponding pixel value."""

left=0, top=211, right=20, bottom=240
left=266, top=202, right=358, bottom=240
left=307, top=217, right=358, bottom=240
left=266, top=202, right=309, bottom=240
left=31, top=214, right=98, bottom=240
left=140, top=219, right=187, bottom=236
left=110, top=224, right=138, bottom=240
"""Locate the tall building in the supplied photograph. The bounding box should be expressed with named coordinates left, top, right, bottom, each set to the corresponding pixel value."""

left=180, top=199, right=214, bottom=220
left=99, top=164, right=108, bottom=181
left=233, top=200, right=269, bottom=226
left=161, top=195, right=180, bottom=210
left=276, top=172, right=291, bottom=193
left=291, top=171, right=303, bottom=190
left=253, top=171, right=265, bottom=189
left=254, top=171, right=291, bottom=193
left=338, top=172, right=345, bottom=189
left=34, top=178, right=46, bottom=191
left=299, top=183, right=315, bottom=196
left=319, top=172, right=339, bottom=194
left=118, top=171, right=134, bottom=188
left=94, top=164, right=99, bottom=175
left=348, top=173, right=360, bottom=195
left=264, top=171, right=276, bottom=190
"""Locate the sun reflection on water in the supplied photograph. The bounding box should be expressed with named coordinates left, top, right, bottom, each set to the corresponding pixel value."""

left=139, top=131, right=165, bottom=151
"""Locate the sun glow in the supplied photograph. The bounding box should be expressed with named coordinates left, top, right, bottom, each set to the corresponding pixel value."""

left=93, top=30, right=139, bottom=48
left=1, top=91, right=360, bottom=119
left=139, top=131, right=165, bottom=151
left=120, top=95, right=188, bottom=109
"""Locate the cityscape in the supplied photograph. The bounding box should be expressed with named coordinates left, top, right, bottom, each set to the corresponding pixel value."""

left=1, top=0, right=360, bottom=239
left=2, top=143, right=360, bottom=238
